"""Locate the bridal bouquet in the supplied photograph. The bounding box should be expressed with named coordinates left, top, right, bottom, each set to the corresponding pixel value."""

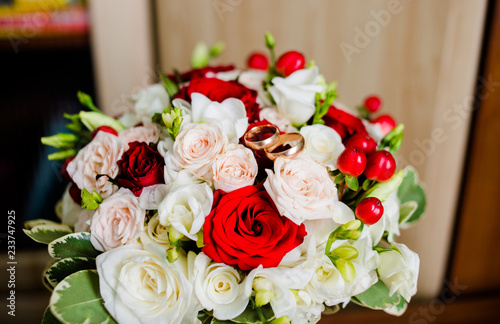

left=26, top=33, right=425, bottom=324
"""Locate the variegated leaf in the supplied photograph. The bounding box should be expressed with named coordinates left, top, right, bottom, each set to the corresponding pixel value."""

left=48, top=233, right=101, bottom=259
left=23, top=219, right=73, bottom=244
left=45, top=257, right=96, bottom=288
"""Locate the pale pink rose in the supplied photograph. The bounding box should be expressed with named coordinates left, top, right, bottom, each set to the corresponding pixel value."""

left=166, top=123, right=228, bottom=182
left=263, top=154, right=339, bottom=225
left=66, top=132, right=123, bottom=199
left=212, top=144, right=258, bottom=192
left=90, top=188, right=145, bottom=251
left=118, top=122, right=160, bottom=150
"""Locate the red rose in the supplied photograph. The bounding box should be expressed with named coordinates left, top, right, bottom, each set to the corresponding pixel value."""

left=175, top=78, right=261, bottom=123
left=323, top=105, right=366, bottom=140
left=116, top=142, right=165, bottom=196
left=202, top=184, right=306, bottom=271
left=168, top=65, right=235, bottom=83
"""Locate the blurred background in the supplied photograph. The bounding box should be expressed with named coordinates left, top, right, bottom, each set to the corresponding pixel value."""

left=1, top=0, right=499, bottom=322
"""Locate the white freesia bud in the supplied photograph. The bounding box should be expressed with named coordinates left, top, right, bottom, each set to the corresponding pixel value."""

left=377, top=243, right=419, bottom=302
left=194, top=253, right=251, bottom=320
left=96, top=244, right=198, bottom=324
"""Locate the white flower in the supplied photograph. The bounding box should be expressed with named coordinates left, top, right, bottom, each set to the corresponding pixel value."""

left=132, top=84, right=169, bottom=120
left=90, top=188, right=145, bottom=251
left=139, top=213, right=171, bottom=249
left=194, top=253, right=251, bottom=320
left=363, top=119, right=384, bottom=143
left=165, top=123, right=228, bottom=183
left=268, top=67, right=325, bottom=126
left=56, top=184, right=93, bottom=232
left=119, top=122, right=160, bottom=150
left=300, top=124, right=345, bottom=170
left=96, top=244, right=197, bottom=324
left=158, top=182, right=213, bottom=241
left=264, top=154, right=354, bottom=225
left=66, top=132, right=123, bottom=199
left=366, top=192, right=401, bottom=245
left=191, top=93, right=248, bottom=143
left=377, top=243, right=419, bottom=302
left=259, top=107, right=297, bottom=133
left=238, top=70, right=272, bottom=107
left=212, top=144, right=258, bottom=192
left=248, top=266, right=313, bottom=319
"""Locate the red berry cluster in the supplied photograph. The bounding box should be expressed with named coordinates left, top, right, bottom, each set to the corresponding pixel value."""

left=247, top=50, right=306, bottom=77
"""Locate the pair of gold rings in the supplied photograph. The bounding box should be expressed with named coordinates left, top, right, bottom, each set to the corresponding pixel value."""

left=243, top=125, right=304, bottom=160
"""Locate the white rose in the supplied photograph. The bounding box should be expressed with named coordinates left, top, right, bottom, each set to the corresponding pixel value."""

left=264, top=154, right=354, bottom=225
left=56, top=185, right=94, bottom=232
left=268, top=67, right=325, bottom=126
left=139, top=213, right=171, bottom=249
left=212, top=144, right=257, bottom=192
left=300, top=124, right=345, bottom=170
left=96, top=244, right=197, bottom=324
left=90, top=188, right=145, bottom=251
left=119, top=122, right=160, bottom=150
left=66, top=132, right=123, bottom=199
left=165, top=123, right=228, bottom=182
left=191, top=93, right=248, bottom=143
left=367, top=192, right=401, bottom=245
left=132, top=83, right=169, bottom=120
left=259, top=108, right=297, bottom=133
left=238, top=70, right=272, bottom=107
left=158, top=182, right=213, bottom=241
left=377, top=243, right=419, bottom=302
left=194, top=253, right=251, bottom=320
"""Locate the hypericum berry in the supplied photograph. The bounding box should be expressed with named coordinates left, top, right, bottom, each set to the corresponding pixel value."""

left=91, top=126, right=118, bottom=139
left=372, top=114, right=396, bottom=137
left=364, top=150, right=396, bottom=182
left=355, top=197, right=384, bottom=225
left=345, top=133, right=377, bottom=156
left=247, top=52, right=269, bottom=70
left=276, top=51, right=306, bottom=76
left=337, top=147, right=367, bottom=177
left=364, top=95, right=381, bottom=113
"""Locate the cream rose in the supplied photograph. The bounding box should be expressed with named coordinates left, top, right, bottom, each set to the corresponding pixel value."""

left=158, top=182, right=213, bottom=241
left=96, top=244, right=197, bottom=324
left=212, top=144, right=257, bottom=192
left=165, top=123, right=228, bottom=182
left=300, top=124, right=345, bottom=170
left=139, top=213, right=171, bottom=249
left=377, top=243, right=419, bottom=302
left=194, top=253, right=251, bottom=320
left=66, top=131, right=123, bottom=199
left=119, top=122, right=160, bottom=150
left=264, top=154, right=353, bottom=225
left=90, top=188, right=145, bottom=251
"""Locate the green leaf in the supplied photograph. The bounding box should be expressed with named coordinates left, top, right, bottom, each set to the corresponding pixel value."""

left=345, top=175, right=359, bottom=191
left=48, top=232, right=101, bottom=259
left=379, top=124, right=404, bottom=153
left=77, top=91, right=100, bottom=112
left=353, top=280, right=402, bottom=309
left=397, top=167, right=426, bottom=224
left=383, top=296, right=408, bottom=316
left=399, top=201, right=418, bottom=225
left=81, top=188, right=103, bottom=210
left=45, top=257, right=96, bottom=289
left=42, top=307, right=63, bottom=324
left=50, top=270, right=116, bottom=324
left=160, top=73, right=180, bottom=99
left=230, top=303, right=275, bottom=324
left=23, top=220, right=73, bottom=244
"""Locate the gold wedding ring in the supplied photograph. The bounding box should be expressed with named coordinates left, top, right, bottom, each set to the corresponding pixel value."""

left=264, top=133, right=304, bottom=161
left=244, top=125, right=280, bottom=150
left=244, top=124, right=304, bottom=161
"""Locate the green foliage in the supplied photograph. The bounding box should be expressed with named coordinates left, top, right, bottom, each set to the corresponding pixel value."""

left=352, top=280, right=402, bottom=309
left=44, top=257, right=96, bottom=289
left=48, top=232, right=101, bottom=259
left=81, top=188, right=103, bottom=210
left=397, top=167, right=426, bottom=225
left=23, top=220, right=73, bottom=244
